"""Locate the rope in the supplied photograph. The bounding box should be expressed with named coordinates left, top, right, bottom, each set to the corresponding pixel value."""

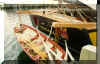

left=36, top=24, right=55, bottom=60
left=80, top=10, right=95, bottom=21
left=46, top=25, right=53, bottom=41
left=64, top=40, right=75, bottom=61
left=38, top=24, right=64, bottom=60
left=16, top=4, right=22, bottom=27
left=76, top=9, right=87, bottom=23
left=39, top=34, right=53, bottom=60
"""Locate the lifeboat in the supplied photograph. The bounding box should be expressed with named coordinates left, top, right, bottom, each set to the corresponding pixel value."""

left=14, top=24, right=66, bottom=60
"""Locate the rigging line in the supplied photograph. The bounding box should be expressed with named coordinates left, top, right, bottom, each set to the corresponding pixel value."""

left=70, top=8, right=75, bottom=17
left=46, top=25, right=53, bottom=42
left=36, top=25, right=56, bottom=60
left=76, top=9, right=87, bottom=23
left=17, top=4, right=22, bottom=27
left=80, top=10, right=88, bottom=17
left=38, top=24, right=62, bottom=60
left=70, top=11, right=74, bottom=17
left=39, top=34, right=53, bottom=60
left=64, top=40, right=75, bottom=61
left=62, top=7, right=67, bottom=16
left=43, top=39, right=63, bottom=60
left=39, top=32, right=62, bottom=60
left=80, top=10, right=95, bottom=21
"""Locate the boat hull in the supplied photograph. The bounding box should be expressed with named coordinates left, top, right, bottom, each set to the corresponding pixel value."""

left=14, top=24, right=66, bottom=60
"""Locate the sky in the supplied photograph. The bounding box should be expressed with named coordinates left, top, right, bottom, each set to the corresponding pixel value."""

left=0, top=0, right=97, bottom=4
left=0, top=0, right=59, bottom=4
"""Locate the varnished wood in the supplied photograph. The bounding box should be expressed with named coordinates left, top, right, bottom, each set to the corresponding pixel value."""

left=52, top=22, right=96, bottom=30
left=16, top=10, right=96, bottom=30
left=16, top=10, right=82, bottom=22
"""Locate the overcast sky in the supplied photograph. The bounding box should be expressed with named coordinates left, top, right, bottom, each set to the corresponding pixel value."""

left=0, top=0, right=97, bottom=4
left=0, top=0, right=59, bottom=4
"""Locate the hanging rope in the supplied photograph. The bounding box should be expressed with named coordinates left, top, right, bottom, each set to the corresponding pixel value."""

left=64, top=40, right=75, bottom=61
left=46, top=25, right=53, bottom=41
left=16, top=4, right=23, bottom=28
left=38, top=26, right=64, bottom=62
left=70, top=10, right=74, bottom=17
left=39, top=33, right=53, bottom=60
left=80, top=9, right=95, bottom=21
left=76, top=8, right=87, bottom=23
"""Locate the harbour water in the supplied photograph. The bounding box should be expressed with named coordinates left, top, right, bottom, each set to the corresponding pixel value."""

left=4, top=10, right=33, bottom=60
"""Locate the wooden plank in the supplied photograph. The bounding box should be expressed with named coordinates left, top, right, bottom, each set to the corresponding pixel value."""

left=52, top=22, right=96, bottom=30
left=16, top=10, right=82, bottom=23
left=16, top=10, right=96, bottom=30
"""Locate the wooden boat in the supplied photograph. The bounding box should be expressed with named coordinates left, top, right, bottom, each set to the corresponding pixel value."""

left=15, top=7, right=96, bottom=61
left=14, top=24, right=66, bottom=60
